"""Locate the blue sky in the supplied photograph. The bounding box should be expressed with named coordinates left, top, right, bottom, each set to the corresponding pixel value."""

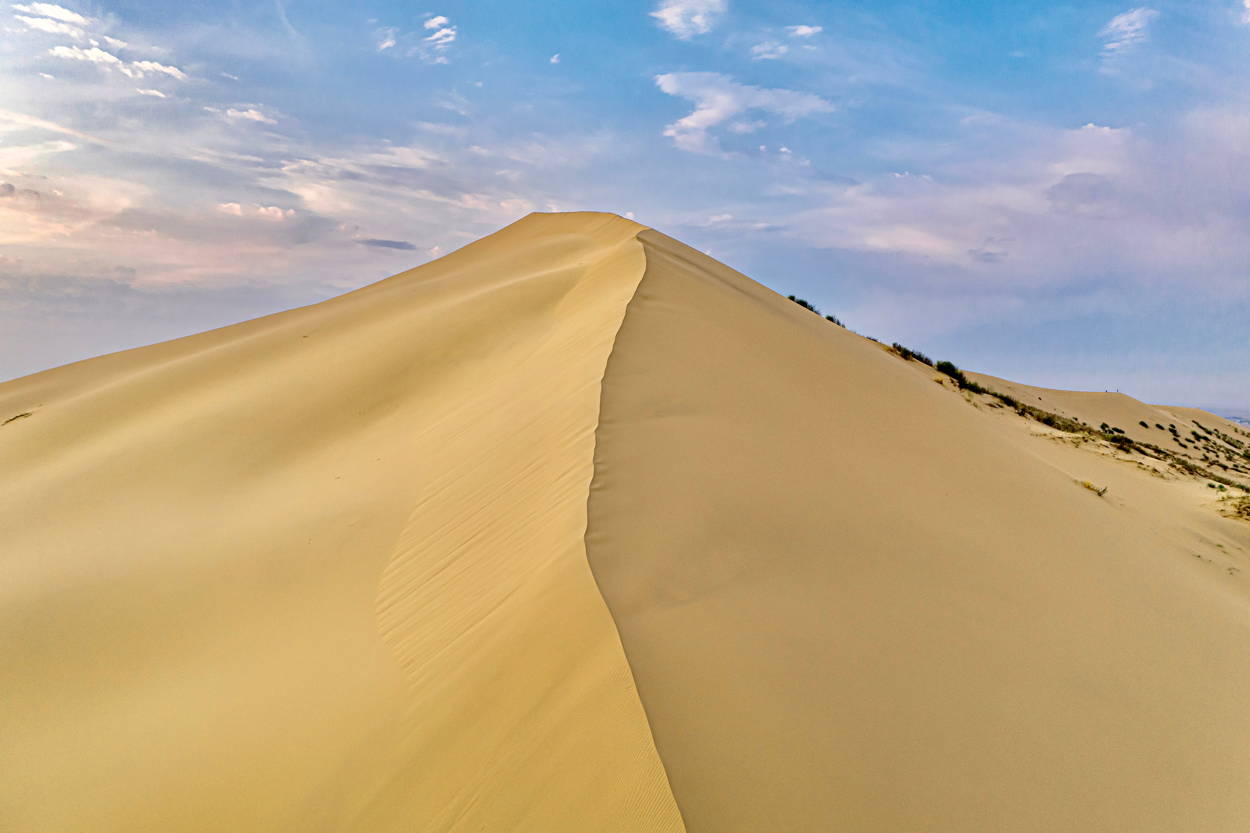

left=1, top=0, right=1247, bottom=411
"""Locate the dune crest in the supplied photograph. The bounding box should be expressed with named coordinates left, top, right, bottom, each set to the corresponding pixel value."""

left=3, top=212, right=1249, bottom=831
left=0, top=212, right=683, bottom=832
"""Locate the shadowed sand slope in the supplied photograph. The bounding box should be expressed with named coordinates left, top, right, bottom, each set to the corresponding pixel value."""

left=585, top=228, right=1250, bottom=832
left=0, top=213, right=684, bottom=832
left=4, top=211, right=1250, bottom=832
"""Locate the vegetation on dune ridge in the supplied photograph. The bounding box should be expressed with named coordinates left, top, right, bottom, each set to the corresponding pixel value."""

left=786, top=295, right=843, bottom=327
left=781, top=286, right=1247, bottom=490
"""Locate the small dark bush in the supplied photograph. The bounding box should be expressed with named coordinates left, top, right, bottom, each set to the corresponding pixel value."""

left=787, top=295, right=820, bottom=314
left=890, top=343, right=934, bottom=366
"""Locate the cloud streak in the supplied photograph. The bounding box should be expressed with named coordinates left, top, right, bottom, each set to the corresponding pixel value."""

left=1100, top=7, right=1158, bottom=67
left=655, top=72, right=832, bottom=154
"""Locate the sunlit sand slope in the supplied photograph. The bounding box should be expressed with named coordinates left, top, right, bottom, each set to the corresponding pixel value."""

left=0, top=213, right=684, bottom=832
left=4, top=211, right=1249, bottom=832
left=585, top=228, right=1250, bottom=832
left=967, top=371, right=1250, bottom=481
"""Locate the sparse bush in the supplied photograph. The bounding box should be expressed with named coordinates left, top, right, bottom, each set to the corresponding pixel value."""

left=935, top=360, right=988, bottom=393
left=786, top=294, right=844, bottom=327
left=787, top=295, right=820, bottom=314
left=890, top=343, right=934, bottom=366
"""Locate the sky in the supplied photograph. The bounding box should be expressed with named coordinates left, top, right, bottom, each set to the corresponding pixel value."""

left=1, top=0, right=1247, bottom=411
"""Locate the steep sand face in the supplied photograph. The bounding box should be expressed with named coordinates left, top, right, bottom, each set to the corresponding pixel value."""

left=0, top=213, right=684, bottom=832
left=585, top=229, right=1250, bottom=831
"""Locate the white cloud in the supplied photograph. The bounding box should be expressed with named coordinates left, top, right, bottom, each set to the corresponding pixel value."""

left=12, top=3, right=89, bottom=26
left=102, top=35, right=127, bottom=49
left=550, top=53, right=560, bottom=64
left=47, top=44, right=122, bottom=67
left=650, top=0, right=726, bottom=39
left=1100, top=7, right=1157, bottom=59
left=654, top=72, right=832, bottom=155
left=424, top=26, right=456, bottom=46
left=135, top=88, right=166, bottom=98
left=16, top=15, right=85, bottom=39
left=786, top=24, right=822, bottom=38
left=751, top=40, right=788, bottom=60
left=224, top=107, right=277, bottom=125
left=46, top=45, right=187, bottom=80
left=1243, top=0, right=1250, bottom=24
left=124, top=60, right=186, bottom=80
left=375, top=17, right=457, bottom=63
left=217, top=202, right=293, bottom=220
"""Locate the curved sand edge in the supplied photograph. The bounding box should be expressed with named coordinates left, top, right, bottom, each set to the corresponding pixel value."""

left=585, top=227, right=1250, bottom=832
left=0, top=212, right=685, bottom=832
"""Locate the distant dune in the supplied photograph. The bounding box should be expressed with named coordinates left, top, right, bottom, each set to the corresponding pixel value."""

left=3, top=212, right=1249, bottom=831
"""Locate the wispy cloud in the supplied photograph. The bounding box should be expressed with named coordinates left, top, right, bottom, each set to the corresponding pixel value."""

left=47, top=44, right=122, bottom=67
left=373, top=14, right=458, bottom=63
left=16, top=14, right=86, bottom=39
left=751, top=41, right=787, bottom=60
left=46, top=44, right=187, bottom=80
left=223, top=107, right=278, bottom=125
left=655, top=72, right=832, bottom=154
left=650, top=0, right=726, bottom=40
left=374, top=26, right=397, bottom=52
left=786, top=24, right=822, bottom=38
left=419, top=13, right=457, bottom=63
left=1100, top=7, right=1158, bottom=64
left=12, top=3, right=90, bottom=26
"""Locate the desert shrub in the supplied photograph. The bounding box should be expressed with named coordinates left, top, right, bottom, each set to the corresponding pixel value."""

left=936, top=360, right=988, bottom=393
left=786, top=294, right=844, bottom=327
left=787, top=295, right=820, bottom=314
left=890, top=343, right=934, bottom=366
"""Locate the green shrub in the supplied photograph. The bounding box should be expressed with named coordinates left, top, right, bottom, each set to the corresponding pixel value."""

left=890, top=343, right=934, bottom=366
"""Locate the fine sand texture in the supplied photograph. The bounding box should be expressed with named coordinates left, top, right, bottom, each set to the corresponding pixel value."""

left=585, top=227, right=1250, bottom=832
left=3, top=211, right=1250, bottom=831
left=0, top=213, right=684, bottom=833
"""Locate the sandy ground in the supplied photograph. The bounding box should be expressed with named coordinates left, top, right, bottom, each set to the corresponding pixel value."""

left=586, top=227, right=1250, bottom=832
left=3, top=211, right=1249, bottom=831
left=0, top=213, right=683, bottom=833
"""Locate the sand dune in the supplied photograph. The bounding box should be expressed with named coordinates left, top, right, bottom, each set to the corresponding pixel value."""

left=3, top=212, right=1249, bottom=831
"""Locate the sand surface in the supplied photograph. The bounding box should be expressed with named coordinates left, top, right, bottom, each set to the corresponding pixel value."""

left=0, top=213, right=683, bottom=832
left=3, top=211, right=1249, bottom=831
